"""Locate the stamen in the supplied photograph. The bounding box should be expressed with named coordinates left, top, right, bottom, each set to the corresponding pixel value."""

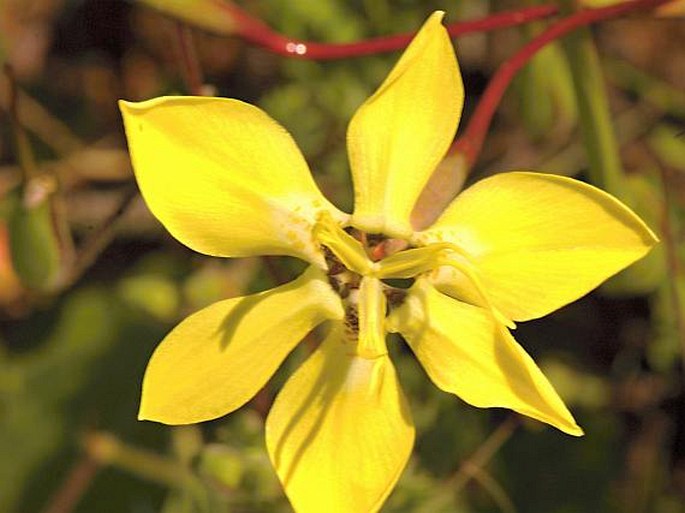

left=375, top=245, right=444, bottom=278
left=376, top=242, right=514, bottom=329
left=313, top=212, right=372, bottom=276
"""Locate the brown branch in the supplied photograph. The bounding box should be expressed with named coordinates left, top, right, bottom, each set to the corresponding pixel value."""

left=467, top=463, right=518, bottom=513
left=56, top=185, right=138, bottom=291
left=41, top=456, right=101, bottom=513
left=451, top=415, right=519, bottom=493
left=174, top=23, right=205, bottom=95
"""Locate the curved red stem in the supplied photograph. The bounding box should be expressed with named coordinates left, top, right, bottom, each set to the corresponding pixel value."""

left=223, top=4, right=559, bottom=60
left=452, top=0, right=674, bottom=166
left=214, top=0, right=674, bottom=166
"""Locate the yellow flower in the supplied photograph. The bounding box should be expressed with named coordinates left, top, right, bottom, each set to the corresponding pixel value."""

left=119, top=12, right=657, bottom=513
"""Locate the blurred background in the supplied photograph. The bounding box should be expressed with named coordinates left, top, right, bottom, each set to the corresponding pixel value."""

left=1, top=1, right=684, bottom=512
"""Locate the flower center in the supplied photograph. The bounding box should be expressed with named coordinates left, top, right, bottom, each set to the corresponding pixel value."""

left=312, top=212, right=513, bottom=359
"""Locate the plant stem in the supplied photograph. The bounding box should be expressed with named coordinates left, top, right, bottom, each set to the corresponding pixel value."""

left=175, top=22, right=205, bottom=95
left=418, top=415, right=518, bottom=513
left=451, top=415, right=519, bottom=492
left=656, top=162, right=685, bottom=372
left=451, top=0, right=673, bottom=168
left=559, top=0, right=628, bottom=200
left=56, top=185, right=138, bottom=291
left=468, top=465, right=518, bottom=513
left=41, top=457, right=101, bottom=513
left=222, top=4, right=559, bottom=60
left=85, top=431, right=202, bottom=490
left=2, top=64, right=38, bottom=179
left=0, top=72, right=83, bottom=156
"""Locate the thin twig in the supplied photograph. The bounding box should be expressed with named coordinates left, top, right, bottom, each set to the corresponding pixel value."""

left=0, top=71, right=84, bottom=156
left=84, top=431, right=212, bottom=511
left=41, top=456, right=101, bottom=513
left=451, top=0, right=673, bottom=168
left=85, top=431, right=201, bottom=490
left=655, top=160, right=685, bottom=373
left=451, top=415, right=519, bottom=493
left=559, top=0, right=628, bottom=200
left=222, top=4, right=559, bottom=60
left=2, top=64, right=38, bottom=178
left=467, top=463, right=518, bottom=513
left=56, top=185, right=138, bottom=291
left=418, top=415, right=519, bottom=513
left=174, top=22, right=205, bottom=95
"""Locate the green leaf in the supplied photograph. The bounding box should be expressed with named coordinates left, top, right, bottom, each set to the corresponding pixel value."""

left=0, top=288, right=118, bottom=511
left=7, top=186, right=62, bottom=291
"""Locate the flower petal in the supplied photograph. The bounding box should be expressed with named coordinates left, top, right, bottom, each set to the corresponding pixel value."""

left=348, top=11, right=463, bottom=238
left=387, top=278, right=583, bottom=436
left=139, top=266, right=343, bottom=424
left=266, top=325, right=414, bottom=513
left=417, top=172, right=658, bottom=321
left=120, top=96, right=344, bottom=265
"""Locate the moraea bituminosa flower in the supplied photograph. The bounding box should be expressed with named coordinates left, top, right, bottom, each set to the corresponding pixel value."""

left=119, top=12, right=657, bottom=513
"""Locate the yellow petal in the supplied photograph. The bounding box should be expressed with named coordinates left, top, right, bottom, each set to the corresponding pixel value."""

left=417, top=172, right=658, bottom=321
left=348, top=11, right=463, bottom=238
left=387, top=279, right=582, bottom=436
left=120, top=96, right=345, bottom=266
left=139, top=266, right=343, bottom=424
left=266, top=325, right=414, bottom=513
left=374, top=243, right=515, bottom=328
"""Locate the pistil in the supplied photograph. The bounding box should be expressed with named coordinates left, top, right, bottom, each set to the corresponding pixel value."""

left=357, top=277, right=389, bottom=359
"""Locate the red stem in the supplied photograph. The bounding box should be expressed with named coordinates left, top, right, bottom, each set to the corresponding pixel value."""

left=42, top=456, right=101, bottom=513
left=223, top=4, right=559, bottom=60
left=452, top=0, right=674, bottom=166
left=175, top=23, right=204, bottom=95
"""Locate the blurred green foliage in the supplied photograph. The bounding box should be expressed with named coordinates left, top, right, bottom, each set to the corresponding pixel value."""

left=0, top=1, right=684, bottom=512
left=6, top=184, right=62, bottom=291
